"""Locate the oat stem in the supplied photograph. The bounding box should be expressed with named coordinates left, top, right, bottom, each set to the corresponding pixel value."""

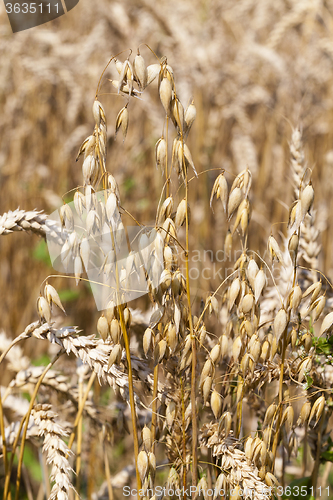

left=119, top=302, right=142, bottom=494
left=236, top=375, right=243, bottom=439
left=75, top=377, right=83, bottom=499
left=98, top=135, right=141, bottom=496
left=104, top=443, right=114, bottom=500
left=151, top=364, right=159, bottom=453
left=165, top=116, right=170, bottom=198
left=0, top=388, right=8, bottom=481
left=180, top=376, right=187, bottom=490
left=184, top=170, right=198, bottom=489
left=67, top=372, right=96, bottom=452
left=311, top=414, right=325, bottom=492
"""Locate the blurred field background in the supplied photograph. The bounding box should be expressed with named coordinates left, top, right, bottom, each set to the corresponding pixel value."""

left=1, top=0, right=333, bottom=381
left=2, top=1, right=333, bottom=498
left=2, top=0, right=333, bottom=340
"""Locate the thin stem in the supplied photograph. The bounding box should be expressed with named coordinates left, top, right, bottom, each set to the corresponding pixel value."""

left=165, top=117, right=169, bottom=198
left=184, top=170, right=198, bottom=489
left=271, top=315, right=289, bottom=467
left=0, top=386, right=8, bottom=480
left=303, top=426, right=308, bottom=476
left=67, top=372, right=96, bottom=452
left=75, top=377, right=83, bottom=499
left=151, top=365, right=159, bottom=453
left=119, top=304, right=142, bottom=493
left=311, top=414, right=325, bottom=492
left=98, top=132, right=141, bottom=496
left=0, top=331, right=29, bottom=366
left=236, top=375, right=243, bottom=439
left=180, top=377, right=187, bottom=491
left=104, top=443, right=114, bottom=500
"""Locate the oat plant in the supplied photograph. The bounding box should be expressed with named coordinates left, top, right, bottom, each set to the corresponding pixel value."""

left=1, top=48, right=333, bottom=500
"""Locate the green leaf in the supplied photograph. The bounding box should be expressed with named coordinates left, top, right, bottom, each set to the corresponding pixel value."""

left=13, top=443, right=42, bottom=483
left=321, top=450, right=333, bottom=462
left=32, top=240, right=51, bottom=266
left=304, top=374, right=313, bottom=390
left=58, top=289, right=80, bottom=302
left=313, top=337, right=333, bottom=355
left=281, top=476, right=311, bottom=500
left=32, top=354, right=51, bottom=367
left=123, top=176, right=135, bottom=193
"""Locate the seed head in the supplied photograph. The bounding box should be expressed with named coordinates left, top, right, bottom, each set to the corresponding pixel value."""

left=202, top=376, right=212, bottom=405
left=313, top=296, right=326, bottom=323
left=200, top=358, right=213, bottom=388
left=37, top=296, right=51, bottom=323
left=211, top=390, right=222, bottom=419
left=308, top=395, right=325, bottom=427
left=228, top=277, right=241, bottom=310
left=220, top=335, right=229, bottom=358
left=158, top=196, right=174, bottom=224
left=232, top=336, right=243, bottom=361
left=137, top=450, right=149, bottom=482
left=288, top=232, right=299, bottom=266
left=274, top=308, right=288, bottom=343
left=261, top=340, right=270, bottom=362
left=133, top=50, right=147, bottom=90
left=289, top=284, right=302, bottom=311
left=115, top=106, right=129, bottom=141
left=97, top=315, right=109, bottom=341
left=184, top=101, right=196, bottom=134
left=300, top=182, right=314, bottom=219
left=297, top=401, right=311, bottom=426
left=146, top=64, right=160, bottom=86
left=268, top=235, right=284, bottom=265
left=108, top=344, right=122, bottom=368
left=143, top=328, right=153, bottom=358
left=281, top=406, right=294, bottom=433
left=93, top=100, right=106, bottom=127
left=171, top=96, right=185, bottom=132
left=155, top=137, right=167, bottom=171
left=219, top=411, right=232, bottom=436
left=142, top=426, right=152, bottom=451
left=159, top=77, right=173, bottom=116
left=297, top=357, right=312, bottom=383
left=166, top=401, right=176, bottom=428
left=302, top=281, right=322, bottom=301
left=254, top=269, right=266, bottom=303
left=240, top=293, right=254, bottom=314
left=44, top=284, right=65, bottom=313
left=175, top=198, right=187, bottom=228
left=245, top=437, right=254, bottom=461
left=224, top=230, right=232, bottom=257
left=210, top=343, right=221, bottom=364
left=264, top=403, right=277, bottom=427
left=319, top=311, right=333, bottom=336
left=227, top=186, right=242, bottom=219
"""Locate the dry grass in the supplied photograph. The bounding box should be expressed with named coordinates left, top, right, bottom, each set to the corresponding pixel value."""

left=2, top=2, right=333, bottom=499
